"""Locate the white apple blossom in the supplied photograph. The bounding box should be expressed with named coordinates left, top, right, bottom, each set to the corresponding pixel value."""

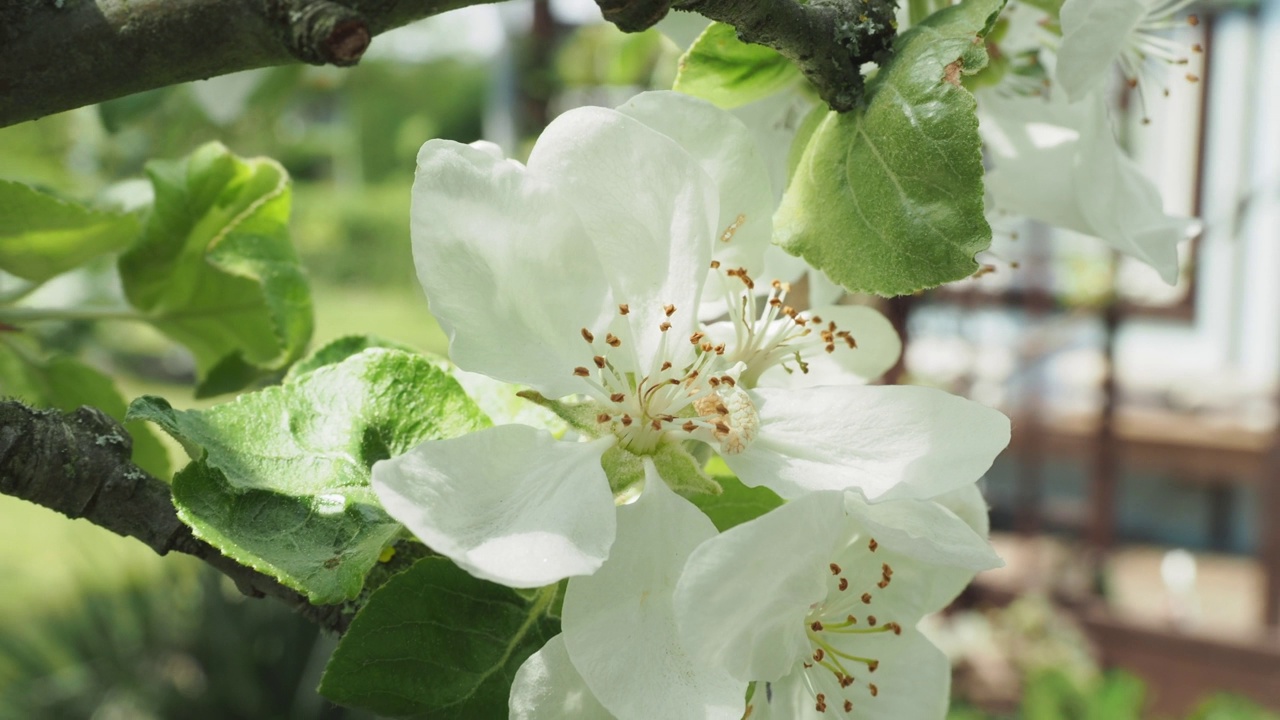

left=981, top=91, right=1194, bottom=284
left=1056, top=0, right=1200, bottom=104
left=372, top=90, right=1009, bottom=592
left=509, top=464, right=743, bottom=720
left=674, top=485, right=1002, bottom=720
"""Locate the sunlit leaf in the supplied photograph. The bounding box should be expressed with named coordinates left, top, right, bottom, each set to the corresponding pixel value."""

left=128, top=348, right=490, bottom=603
left=0, top=180, right=140, bottom=282
left=118, top=142, right=312, bottom=396
left=675, top=23, right=800, bottom=109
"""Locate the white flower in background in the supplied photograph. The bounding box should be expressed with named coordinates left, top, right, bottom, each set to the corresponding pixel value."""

left=372, top=89, right=1010, bottom=592
left=981, top=91, right=1194, bottom=284
left=1056, top=0, right=1200, bottom=103
left=675, top=485, right=1002, bottom=720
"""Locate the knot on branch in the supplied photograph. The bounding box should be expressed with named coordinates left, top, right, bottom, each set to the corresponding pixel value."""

left=279, top=0, right=371, bottom=67
left=595, top=0, right=672, bottom=32
left=668, top=0, right=900, bottom=112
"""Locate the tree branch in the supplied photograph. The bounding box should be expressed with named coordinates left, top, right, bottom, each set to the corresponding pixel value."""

left=0, top=400, right=352, bottom=634
left=0, top=0, right=496, bottom=128
left=600, top=0, right=900, bottom=112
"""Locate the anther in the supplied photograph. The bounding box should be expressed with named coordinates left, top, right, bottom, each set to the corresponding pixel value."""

left=682, top=420, right=697, bottom=432
left=815, top=694, right=827, bottom=712
left=664, top=304, right=676, bottom=317
left=700, top=342, right=713, bottom=352
left=811, top=621, right=824, bottom=632
left=714, top=343, right=725, bottom=355
left=861, top=593, right=872, bottom=605
left=838, top=578, right=849, bottom=591
left=721, top=375, right=736, bottom=387
left=844, top=699, right=853, bottom=712
left=573, top=367, right=590, bottom=377
left=868, top=684, right=878, bottom=697
left=1188, top=13, right=1199, bottom=25
left=618, top=304, right=630, bottom=315
left=868, top=538, right=878, bottom=552
left=611, top=392, right=625, bottom=403
left=690, top=332, right=705, bottom=344
left=868, top=660, right=879, bottom=672
left=659, top=322, right=672, bottom=332
left=709, top=260, right=721, bottom=269
left=651, top=419, right=663, bottom=431
left=888, top=622, right=902, bottom=635
left=840, top=675, right=855, bottom=689
left=813, top=649, right=825, bottom=662
left=606, top=334, right=621, bottom=347
left=661, top=361, right=673, bottom=371
left=867, top=616, right=877, bottom=627
left=581, top=328, right=594, bottom=343
left=593, top=355, right=606, bottom=368
left=621, top=415, right=633, bottom=426
left=846, top=615, right=857, bottom=624
left=714, top=421, right=731, bottom=434
left=708, top=376, right=721, bottom=387
left=597, top=413, right=611, bottom=423
left=830, top=563, right=842, bottom=575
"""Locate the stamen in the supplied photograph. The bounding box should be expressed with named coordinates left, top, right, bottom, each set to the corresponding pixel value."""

left=605, top=334, right=621, bottom=348
left=573, top=367, right=590, bottom=377
left=663, top=304, right=676, bottom=317
left=581, top=328, right=594, bottom=343
left=618, top=304, right=629, bottom=315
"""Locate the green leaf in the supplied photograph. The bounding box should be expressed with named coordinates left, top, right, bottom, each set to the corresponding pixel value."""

left=688, top=470, right=783, bottom=532
left=118, top=141, right=313, bottom=396
left=284, top=333, right=418, bottom=383
left=0, top=343, right=170, bottom=478
left=319, top=557, right=560, bottom=719
left=0, top=180, right=141, bottom=282
left=675, top=22, right=801, bottom=109
left=775, top=0, right=1005, bottom=296
left=128, top=348, right=490, bottom=603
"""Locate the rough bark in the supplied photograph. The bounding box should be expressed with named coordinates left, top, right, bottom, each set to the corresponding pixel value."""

left=0, top=400, right=353, bottom=633
left=0, top=0, right=496, bottom=127
left=602, top=0, right=900, bottom=112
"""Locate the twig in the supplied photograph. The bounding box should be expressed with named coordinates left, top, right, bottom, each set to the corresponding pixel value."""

left=0, top=400, right=352, bottom=633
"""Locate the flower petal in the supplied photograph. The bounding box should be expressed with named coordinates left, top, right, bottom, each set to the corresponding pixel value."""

left=371, top=425, right=616, bottom=588
left=1056, top=0, right=1147, bottom=101
left=563, top=463, right=744, bottom=720
left=510, top=634, right=614, bottom=720
left=527, top=106, right=718, bottom=371
left=412, top=140, right=614, bottom=398
left=617, top=91, right=775, bottom=276
left=843, top=490, right=1000, bottom=615
left=743, top=630, right=950, bottom=720
left=675, top=491, right=846, bottom=683
left=755, top=304, right=902, bottom=388
left=724, top=386, right=1010, bottom=500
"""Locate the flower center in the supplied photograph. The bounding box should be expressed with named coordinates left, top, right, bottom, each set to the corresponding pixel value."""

left=710, top=263, right=859, bottom=387
left=571, top=303, right=760, bottom=455
left=798, top=537, right=901, bottom=715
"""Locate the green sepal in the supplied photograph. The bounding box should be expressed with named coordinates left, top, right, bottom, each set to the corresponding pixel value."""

left=0, top=180, right=140, bottom=283
left=515, top=390, right=607, bottom=437
left=600, top=443, right=645, bottom=495
left=653, top=442, right=722, bottom=497
left=674, top=22, right=801, bottom=109
left=775, top=0, right=1006, bottom=297
left=118, top=141, right=313, bottom=396
left=318, top=557, right=560, bottom=719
